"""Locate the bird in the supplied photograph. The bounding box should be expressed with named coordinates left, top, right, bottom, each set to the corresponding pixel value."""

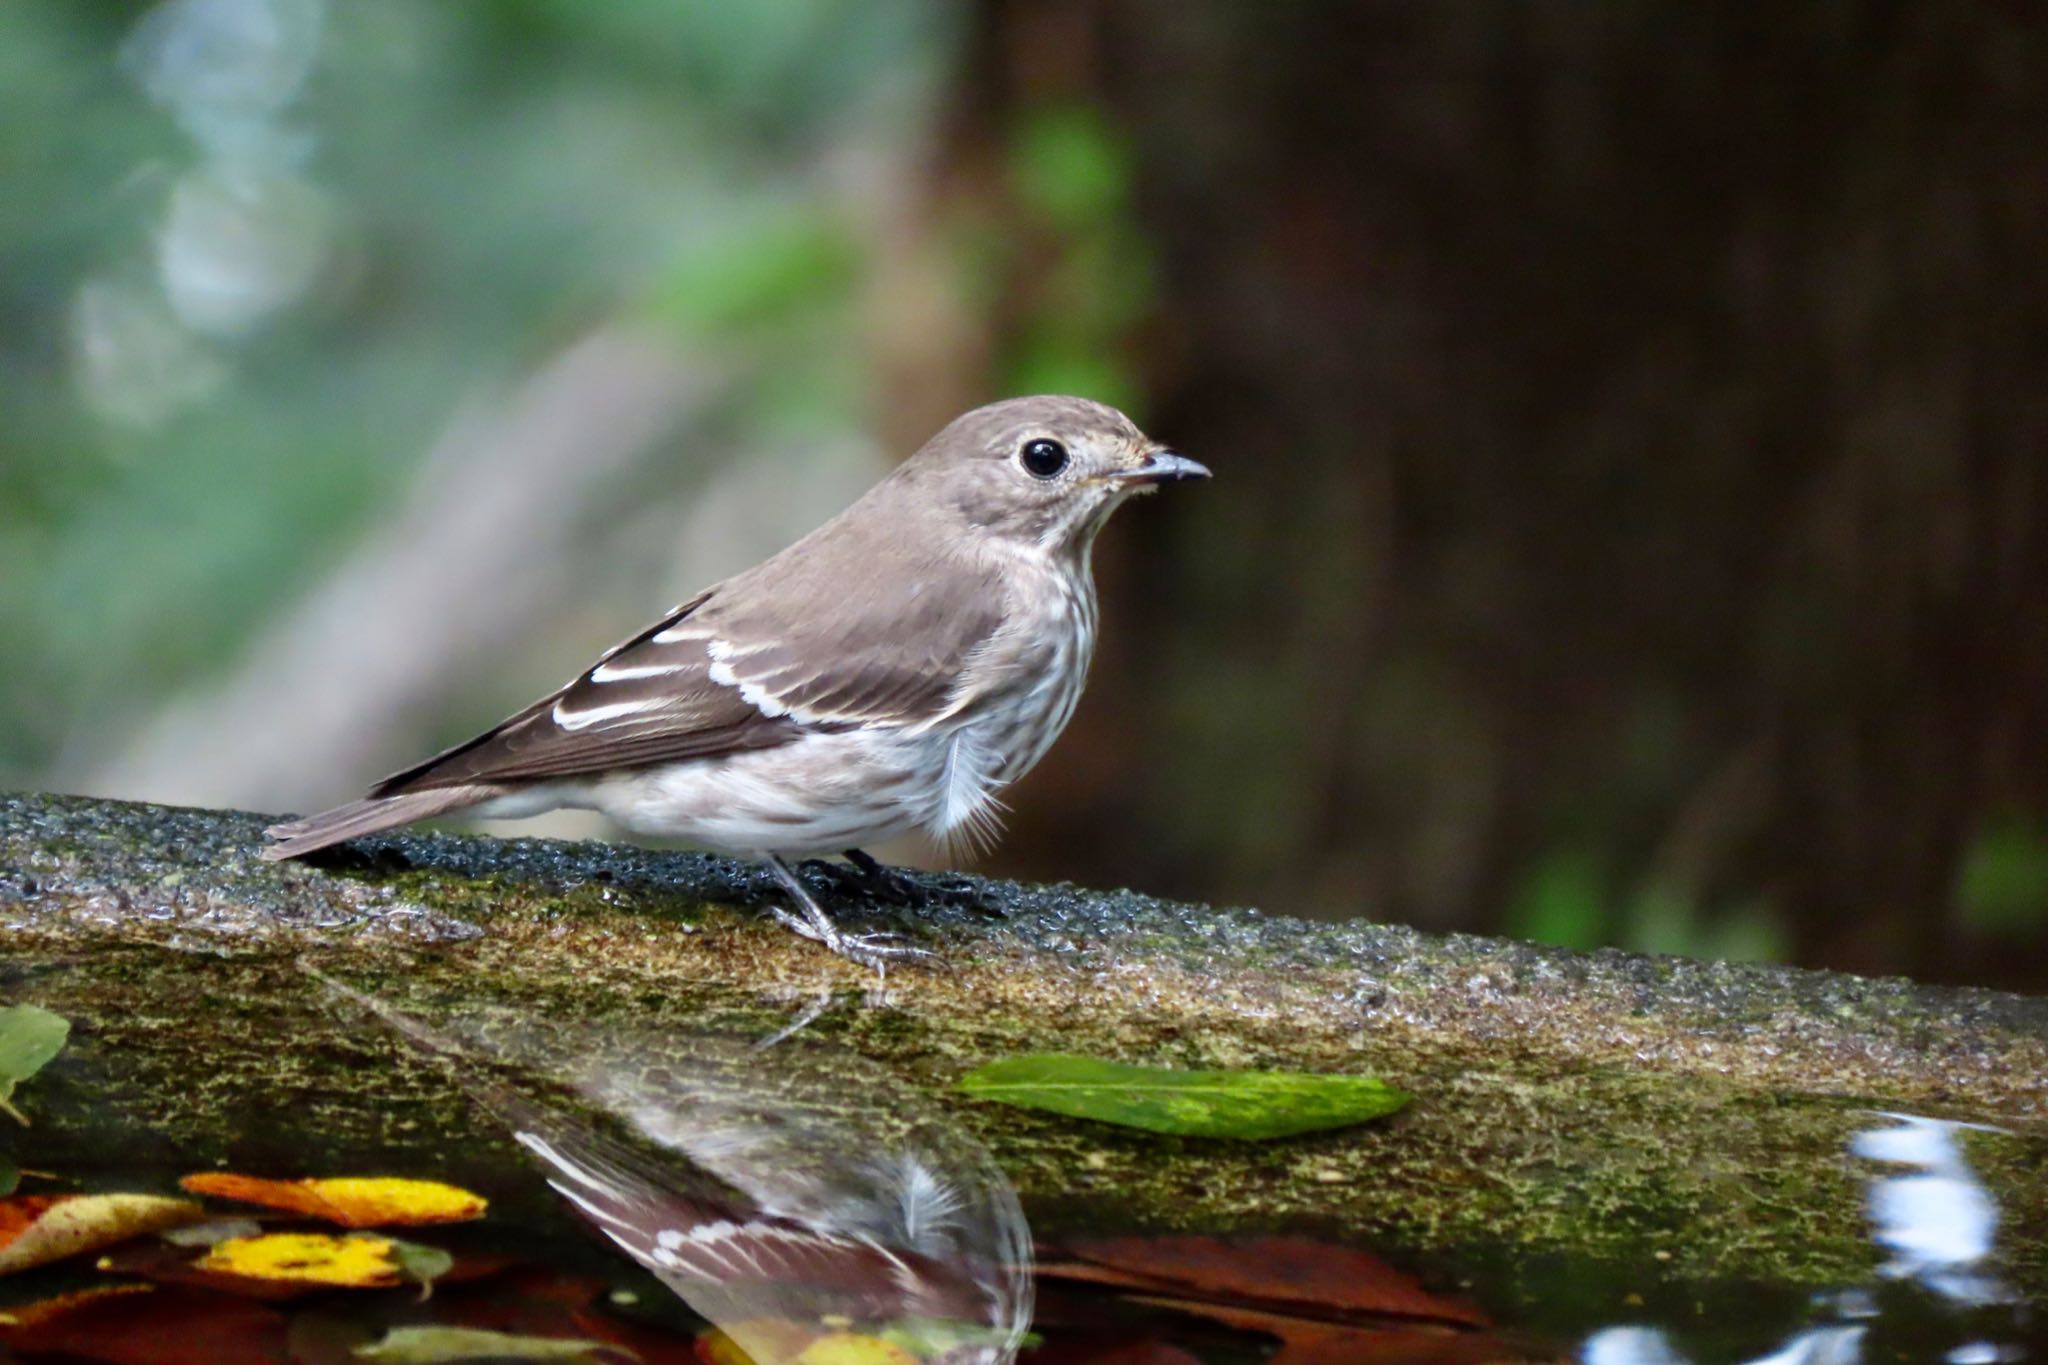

left=263, top=394, right=1209, bottom=965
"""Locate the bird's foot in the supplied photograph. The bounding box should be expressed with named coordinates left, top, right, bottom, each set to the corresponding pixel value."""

left=763, top=853, right=935, bottom=974
left=765, top=905, right=933, bottom=972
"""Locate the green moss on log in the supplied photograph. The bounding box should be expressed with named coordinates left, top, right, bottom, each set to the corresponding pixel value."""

left=4, top=790, right=2046, bottom=1294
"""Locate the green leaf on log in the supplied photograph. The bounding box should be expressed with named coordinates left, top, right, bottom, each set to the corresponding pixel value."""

left=957, top=1053, right=1408, bottom=1139
left=0, top=1005, right=70, bottom=1126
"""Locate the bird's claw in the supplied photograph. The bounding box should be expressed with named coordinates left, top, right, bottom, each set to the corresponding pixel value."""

left=766, top=906, right=933, bottom=972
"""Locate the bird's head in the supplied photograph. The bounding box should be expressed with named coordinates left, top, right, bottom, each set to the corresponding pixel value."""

left=899, top=395, right=1208, bottom=557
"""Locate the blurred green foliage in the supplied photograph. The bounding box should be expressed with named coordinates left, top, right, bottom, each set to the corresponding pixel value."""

left=641, top=216, right=860, bottom=339
left=1957, top=816, right=2048, bottom=935
left=1003, top=105, right=1151, bottom=412
left=0, top=0, right=948, bottom=777
left=1509, top=849, right=1789, bottom=963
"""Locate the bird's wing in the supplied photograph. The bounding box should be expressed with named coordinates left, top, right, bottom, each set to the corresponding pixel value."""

left=373, top=552, right=1008, bottom=795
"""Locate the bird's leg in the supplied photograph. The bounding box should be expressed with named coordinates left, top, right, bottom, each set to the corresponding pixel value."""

left=761, top=855, right=930, bottom=971
left=796, top=847, right=923, bottom=905
left=750, top=988, right=836, bottom=1051
left=837, top=847, right=924, bottom=905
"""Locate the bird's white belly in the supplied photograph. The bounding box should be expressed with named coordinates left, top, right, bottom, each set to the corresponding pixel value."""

left=575, top=728, right=970, bottom=858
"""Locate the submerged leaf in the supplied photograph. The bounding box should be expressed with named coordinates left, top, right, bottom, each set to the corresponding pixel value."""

left=0, top=1193, right=205, bottom=1274
left=353, top=1325, right=637, bottom=1363
left=0, top=1004, right=70, bottom=1125
left=0, top=1283, right=288, bottom=1365
left=956, top=1055, right=1407, bottom=1139
left=180, top=1173, right=488, bottom=1227
left=875, top=1318, right=1036, bottom=1357
left=197, top=1231, right=404, bottom=1288
left=1048, top=1234, right=1488, bottom=1328
left=105, top=1232, right=485, bottom=1304
left=0, top=1283, right=155, bottom=1328
left=694, top=1320, right=816, bottom=1365
left=793, top=1333, right=918, bottom=1365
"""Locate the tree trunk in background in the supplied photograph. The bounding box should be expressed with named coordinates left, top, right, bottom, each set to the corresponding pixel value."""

left=955, top=2, right=2048, bottom=988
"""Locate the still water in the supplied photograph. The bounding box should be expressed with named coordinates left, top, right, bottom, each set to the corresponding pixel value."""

left=0, top=978, right=2038, bottom=1365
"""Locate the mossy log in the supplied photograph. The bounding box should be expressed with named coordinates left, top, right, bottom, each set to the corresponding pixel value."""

left=4, top=790, right=2045, bottom=1297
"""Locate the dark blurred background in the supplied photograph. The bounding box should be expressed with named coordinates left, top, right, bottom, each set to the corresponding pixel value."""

left=4, top=1, right=2045, bottom=990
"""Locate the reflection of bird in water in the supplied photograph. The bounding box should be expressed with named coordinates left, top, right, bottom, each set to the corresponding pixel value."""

left=315, top=972, right=1032, bottom=1364
left=520, top=1126, right=1011, bottom=1352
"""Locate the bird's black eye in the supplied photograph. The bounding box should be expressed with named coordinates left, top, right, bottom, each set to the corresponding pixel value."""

left=1019, top=437, right=1069, bottom=479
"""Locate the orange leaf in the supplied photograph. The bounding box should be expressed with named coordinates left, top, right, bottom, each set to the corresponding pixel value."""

left=179, top=1173, right=487, bottom=1227
left=0, top=1193, right=206, bottom=1274
left=0, top=1194, right=61, bottom=1249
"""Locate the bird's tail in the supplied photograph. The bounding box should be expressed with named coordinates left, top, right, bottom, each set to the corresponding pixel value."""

left=261, top=786, right=493, bottom=860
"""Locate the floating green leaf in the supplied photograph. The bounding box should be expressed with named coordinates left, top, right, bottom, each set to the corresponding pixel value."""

left=386, top=1236, right=454, bottom=1299
left=353, top=1325, right=636, bottom=1363
left=0, top=1004, right=69, bottom=1126
left=957, top=1054, right=1408, bottom=1140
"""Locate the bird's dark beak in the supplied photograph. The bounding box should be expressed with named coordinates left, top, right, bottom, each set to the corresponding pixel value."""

left=1117, top=449, right=1211, bottom=488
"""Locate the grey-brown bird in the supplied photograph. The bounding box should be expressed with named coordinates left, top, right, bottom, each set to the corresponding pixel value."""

left=263, top=395, right=1208, bottom=964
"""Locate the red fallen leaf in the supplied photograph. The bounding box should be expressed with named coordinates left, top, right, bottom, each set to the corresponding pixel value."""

left=0, top=1282, right=289, bottom=1364
left=283, top=1306, right=379, bottom=1365
left=1021, top=1340, right=1204, bottom=1364
left=1139, top=1299, right=1555, bottom=1365
left=492, top=1267, right=616, bottom=1307
left=568, top=1305, right=711, bottom=1365
left=414, top=1267, right=613, bottom=1326
left=0, top=1283, right=155, bottom=1328
left=1047, top=1235, right=1489, bottom=1329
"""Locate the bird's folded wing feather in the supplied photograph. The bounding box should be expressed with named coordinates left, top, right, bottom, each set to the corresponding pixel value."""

left=372, top=551, right=1008, bottom=795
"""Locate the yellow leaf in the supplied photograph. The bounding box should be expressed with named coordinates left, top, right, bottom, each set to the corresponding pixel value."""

left=693, top=1320, right=818, bottom=1365
left=793, top=1333, right=919, bottom=1365
left=197, top=1231, right=402, bottom=1287
left=0, top=1194, right=205, bottom=1275
left=179, top=1173, right=487, bottom=1227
